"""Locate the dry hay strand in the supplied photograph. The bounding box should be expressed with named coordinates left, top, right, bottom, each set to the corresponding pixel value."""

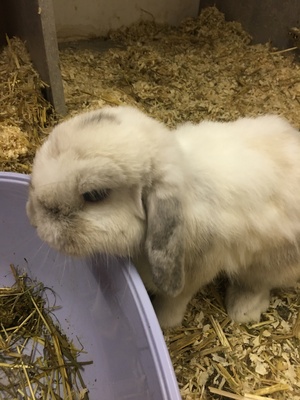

left=0, top=36, right=55, bottom=172
left=0, top=265, right=91, bottom=399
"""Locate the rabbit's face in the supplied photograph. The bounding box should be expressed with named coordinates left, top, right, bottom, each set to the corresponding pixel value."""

left=27, top=163, right=146, bottom=257
left=27, top=106, right=186, bottom=297
left=27, top=107, right=156, bottom=257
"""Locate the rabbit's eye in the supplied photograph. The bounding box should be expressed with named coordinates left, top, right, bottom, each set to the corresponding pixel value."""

left=83, top=189, right=110, bottom=203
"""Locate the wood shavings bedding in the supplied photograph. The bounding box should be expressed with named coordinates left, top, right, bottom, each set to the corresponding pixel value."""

left=0, top=124, right=30, bottom=171
left=1, top=5, right=300, bottom=399
left=169, top=285, right=300, bottom=399
left=59, top=6, right=300, bottom=130
left=0, top=37, right=55, bottom=172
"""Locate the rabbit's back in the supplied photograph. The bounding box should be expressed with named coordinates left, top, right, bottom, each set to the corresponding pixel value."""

left=175, top=115, right=300, bottom=266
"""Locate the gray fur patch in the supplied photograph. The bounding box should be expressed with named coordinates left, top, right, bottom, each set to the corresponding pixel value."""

left=150, top=198, right=182, bottom=251
left=79, top=111, right=119, bottom=128
left=150, top=246, right=184, bottom=294
left=146, top=196, right=185, bottom=296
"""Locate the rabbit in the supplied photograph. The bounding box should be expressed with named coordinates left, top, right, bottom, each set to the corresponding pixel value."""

left=26, top=105, right=300, bottom=328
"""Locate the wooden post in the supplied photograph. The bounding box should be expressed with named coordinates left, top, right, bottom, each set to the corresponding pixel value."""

left=0, top=0, right=67, bottom=115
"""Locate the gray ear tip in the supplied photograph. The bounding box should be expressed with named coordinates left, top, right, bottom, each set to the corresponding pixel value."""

left=153, top=274, right=185, bottom=297
left=150, top=252, right=185, bottom=297
left=165, top=280, right=185, bottom=297
left=145, top=193, right=185, bottom=297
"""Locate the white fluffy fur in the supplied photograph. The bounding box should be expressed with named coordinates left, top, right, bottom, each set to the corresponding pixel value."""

left=27, top=106, right=300, bottom=328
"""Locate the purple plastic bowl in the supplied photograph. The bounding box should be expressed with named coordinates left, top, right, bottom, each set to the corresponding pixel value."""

left=0, top=172, right=181, bottom=400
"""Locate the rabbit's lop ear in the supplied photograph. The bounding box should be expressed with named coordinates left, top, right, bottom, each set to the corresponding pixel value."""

left=145, top=189, right=185, bottom=297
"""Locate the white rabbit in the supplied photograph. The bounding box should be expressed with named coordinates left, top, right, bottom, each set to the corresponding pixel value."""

left=27, top=106, right=300, bottom=328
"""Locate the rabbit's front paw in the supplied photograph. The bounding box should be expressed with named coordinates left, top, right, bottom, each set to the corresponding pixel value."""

left=225, top=284, right=270, bottom=323
left=152, top=294, right=189, bottom=329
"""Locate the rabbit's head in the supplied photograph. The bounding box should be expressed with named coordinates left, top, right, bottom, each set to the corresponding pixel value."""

left=27, top=106, right=186, bottom=296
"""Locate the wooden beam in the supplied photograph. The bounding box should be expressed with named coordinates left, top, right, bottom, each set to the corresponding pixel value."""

left=0, top=0, right=66, bottom=115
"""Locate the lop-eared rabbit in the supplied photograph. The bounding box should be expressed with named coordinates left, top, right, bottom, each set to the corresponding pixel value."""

left=27, top=106, right=300, bottom=328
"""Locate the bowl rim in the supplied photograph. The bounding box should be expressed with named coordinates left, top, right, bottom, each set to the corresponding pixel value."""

left=0, top=171, right=181, bottom=400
